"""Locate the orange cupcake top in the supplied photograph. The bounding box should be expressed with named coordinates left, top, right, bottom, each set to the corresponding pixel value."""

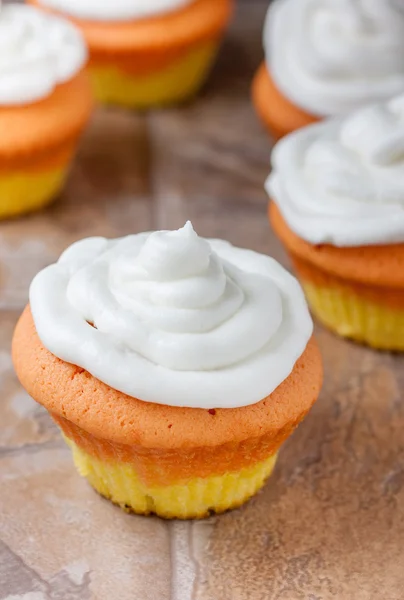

left=29, top=0, right=233, bottom=54
left=270, top=203, right=404, bottom=289
left=267, top=95, right=404, bottom=288
left=12, top=305, right=322, bottom=450
left=0, top=73, right=93, bottom=165
left=252, top=63, right=318, bottom=140
left=0, top=5, right=93, bottom=163
left=13, top=224, right=322, bottom=452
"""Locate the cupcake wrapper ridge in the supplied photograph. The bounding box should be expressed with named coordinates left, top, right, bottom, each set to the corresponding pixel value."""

left=301, top=279, right=404, bottom=351
left=65, top=435, right=278, bottom=519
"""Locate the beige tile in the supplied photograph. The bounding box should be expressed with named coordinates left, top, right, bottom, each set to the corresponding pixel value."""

left=1, top=448, right=171, bottom=600
left=0, top=312, right=59, bottom=448
left=2, top=2, right=404, bottom=599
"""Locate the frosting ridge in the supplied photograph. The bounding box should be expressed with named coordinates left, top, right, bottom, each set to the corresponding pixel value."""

left=29, top=223, right=312, bottom=408
left=265, top=0, right=404, bottom=116
left=267, top=94, right=404, bottom=247
left=0, top=5, right=87, bottom=105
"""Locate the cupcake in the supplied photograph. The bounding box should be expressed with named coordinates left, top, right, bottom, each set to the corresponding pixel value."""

left=0, top=5, right=93, bottom=219
left=267, top=95, right=404, bottom=350
left=29, top=0, right=234, bottom=108
left=252, top=0, right=404, bottom=140
left=12, top=222, right=322, bottom=519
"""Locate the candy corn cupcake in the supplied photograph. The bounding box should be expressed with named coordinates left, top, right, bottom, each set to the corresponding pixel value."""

left=13, top=223, right=322, bottom=519
left=252, top=0, right=404, bottom=140
left=30, top=0, right=234, bottom=108
left=0, top=5, right=93, bottom=219
left=267, top=94, right=404, bottom=350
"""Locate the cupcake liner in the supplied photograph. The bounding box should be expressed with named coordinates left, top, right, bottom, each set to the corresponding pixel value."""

left=89, top=40, right=220, bottom=108
left=53, top=410, right=292, bottom=487
left=0, top=165, right=68, bottom=219
left=65, top=435, right=277, bottom=519
left=269, top=202, right=404, bottom=351
left=302, top=279, right=404, bottom=351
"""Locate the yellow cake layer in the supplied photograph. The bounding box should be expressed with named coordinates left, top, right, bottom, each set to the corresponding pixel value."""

left=303, top=281, right=404, bottom=350
left=0, top=166, right=68, bottom=219
left=89, top=41, right=219, bottom=108
left=66, top=437, right=278, bottom=519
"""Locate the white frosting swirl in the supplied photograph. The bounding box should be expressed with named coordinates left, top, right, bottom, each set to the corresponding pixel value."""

left=0, top=5, right=87, bottom=106
left=29, top=223, right=313, bottom=409
left=267, top=95, right=404, bottom=247
left=37, top=0, right=194, bottom=21
left=265, top=0, right=404, bottom=116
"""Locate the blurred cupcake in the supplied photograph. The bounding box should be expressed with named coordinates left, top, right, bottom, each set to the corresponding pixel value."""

left=0, top=5, right=92, bottom=219
left=267, top=95, right=404, bottom=350
left=30, top=0, right=234, bottom=108
left=13, top=222, right=322, bottom=519
left=252, top=0, right=404, bottom=140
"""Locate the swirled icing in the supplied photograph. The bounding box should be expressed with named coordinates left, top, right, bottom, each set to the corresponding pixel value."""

left=0, top=5, right=87, bottom=106
left=267, top=95, right=404, bottom=247
left=37, top=0, right=194, bottom=21
left=29, top=223, right=313, bottom=408
left=265, top=0, right=404, bottom=116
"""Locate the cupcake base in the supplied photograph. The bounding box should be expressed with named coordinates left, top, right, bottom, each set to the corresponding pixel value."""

left=13, top=306, right=322, bottom=520
left=66, top=436, right=277, bottom=519
left=89, top=40, right=220, bottom=108
left=0, top=72, right=93, bottom=219
left=301, top=279, right=404, bottom=351
left=0, top=165, right=68, bottom=219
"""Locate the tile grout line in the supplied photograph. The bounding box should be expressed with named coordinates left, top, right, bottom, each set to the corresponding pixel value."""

left=169, top=521, right=197, bottom=600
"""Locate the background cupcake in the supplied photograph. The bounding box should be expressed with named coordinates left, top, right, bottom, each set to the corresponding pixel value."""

left=0, top=5, right=93, bottom=219
left=13, top=222, right=322, bottom=519
left=30, top=0, right=234, bottom=108
left=267, top=94, right=404, bottom=350
left=252, top=0, right=404, bottom=140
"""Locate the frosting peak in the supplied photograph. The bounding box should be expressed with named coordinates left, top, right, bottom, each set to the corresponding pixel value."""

left=37, top=0, right=194, bottom=22
left=137, top=222, right=211, bottom=281
left=0, top=5, right=87, bottom=106
left=29, top=225, right=312, bottom=408
left=265, top=0, right=404, bottom=116
left=268, top=94, right=404, bottom=247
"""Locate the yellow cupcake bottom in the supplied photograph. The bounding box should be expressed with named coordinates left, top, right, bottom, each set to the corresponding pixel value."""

left=89, top=40, right=220, bottom=109
left=302, top=280, right=404, bottom=351
left=66, top=438, right=278, bottom=519
left=0, top=165, right=68, bottom=219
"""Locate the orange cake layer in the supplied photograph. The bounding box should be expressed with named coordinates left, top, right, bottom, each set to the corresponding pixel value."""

left=0, top=140, right=77, bottom=175
left=290, top=255, right=404, bottom=310
left=30, top=0, right=233, bottom=57
left=252, top=63, right=318, bottom=140
left=12, top=306, right=322, bottom=485
left=270, top=203, right=404, bottom=290
left=86, top=39, right=218, bottom=76
left=54, top=415, right=282, bottom=486
left=0, top=71, right=93, bottom=167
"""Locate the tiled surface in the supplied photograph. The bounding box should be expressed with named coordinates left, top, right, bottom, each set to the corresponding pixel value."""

left=1, top=3, right=404, bottom=599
